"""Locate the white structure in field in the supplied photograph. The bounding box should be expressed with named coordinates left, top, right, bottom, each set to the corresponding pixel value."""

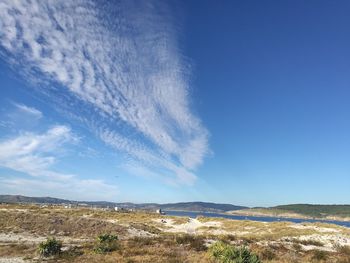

left=156, top=208, right=164, bottom=214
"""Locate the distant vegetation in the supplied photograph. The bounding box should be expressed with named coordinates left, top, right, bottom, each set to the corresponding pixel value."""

left=272, top=204, right=350, bottom=218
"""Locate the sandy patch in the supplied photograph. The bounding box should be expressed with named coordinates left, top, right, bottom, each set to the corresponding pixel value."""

left=297, top=233, right=350, bottom=247
left=290, top=224, right=341, bottom=233
left=154, top=218, right=222, bottom=234
left=81, top=214, right=92, bottom=218
left=0, top=209, right=29, bottom=213
left=228, top=210, right=309, bottom=219
left=104, top=219, right=119, bottom=224
left=126, top=228, right=156, bottom=238
left=273, top=233, right=350, bottom=252
left=0, top=233, right=45, bottom=244
left=0, top=232, right=90, bottom=244
left=0, top=258, right=27, bottom=263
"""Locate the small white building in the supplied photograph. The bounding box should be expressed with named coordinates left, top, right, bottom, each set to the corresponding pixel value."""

left=156, top=208, right=165, bottom=214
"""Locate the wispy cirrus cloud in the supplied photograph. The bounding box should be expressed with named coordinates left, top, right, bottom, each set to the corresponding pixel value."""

left=0, top=102, right=43, bottom=131
left=0, top=0, right=209, bottom=184
left=12, top=103, right=43, bottom=120
left=0, top=125, right=77, bottom=178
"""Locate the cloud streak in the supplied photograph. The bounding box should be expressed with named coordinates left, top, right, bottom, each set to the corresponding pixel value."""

left=0, top=0, right=209, bottom=184
left=13, top=103, right=43, bottom=119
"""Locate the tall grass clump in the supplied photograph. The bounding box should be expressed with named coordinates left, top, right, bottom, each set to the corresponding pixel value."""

left=38, top=237, right=62, bottom=257
left=336, top=245, right=350, bottom=256
left=209, top=241, right=261, bottom=263
left=94, top=234, right=119, bottom=253
left=311, top=250, right=328, bottom=261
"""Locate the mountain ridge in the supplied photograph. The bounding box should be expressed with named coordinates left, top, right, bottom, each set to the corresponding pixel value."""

left=0, top=195, right=247, bottom=212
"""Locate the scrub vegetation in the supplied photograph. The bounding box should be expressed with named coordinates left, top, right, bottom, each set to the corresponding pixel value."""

left=1, top=204, right=350, bottom=262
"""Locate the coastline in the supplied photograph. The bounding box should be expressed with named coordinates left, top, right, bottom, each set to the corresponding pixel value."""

left=162, top=209, right=350, bottom=223
left=226, top=209, right=350, bottom=223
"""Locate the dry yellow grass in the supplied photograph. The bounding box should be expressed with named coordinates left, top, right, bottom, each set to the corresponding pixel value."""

left=1, top=204, right=350, bottom=262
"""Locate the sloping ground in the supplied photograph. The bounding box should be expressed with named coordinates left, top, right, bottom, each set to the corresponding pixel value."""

left=1, top=205, right=350, bottom=262
left=0, top=210, right=127, bottom=238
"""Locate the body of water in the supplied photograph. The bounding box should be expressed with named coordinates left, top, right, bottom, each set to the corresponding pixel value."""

left=164, top=210, right=350, bottom=228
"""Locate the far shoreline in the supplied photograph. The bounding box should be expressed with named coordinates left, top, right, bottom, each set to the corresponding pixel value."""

left=162, top=209, right=350, bottom=227
left=226, top=210, right=350, bottom=223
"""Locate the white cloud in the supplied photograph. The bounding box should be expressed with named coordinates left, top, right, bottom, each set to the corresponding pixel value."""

left=13, top=103, right=43, bottom=119
left=0, top=103, right=43, bottom=131
left=0, top=0, right=209, bottom=184
left=0, top=126, right=118, bottom=200
left=99, top=128, right=197, bottom=185
left=0, top=125, right=76, bottom=178
left=0, top=177, right=118, bottom=201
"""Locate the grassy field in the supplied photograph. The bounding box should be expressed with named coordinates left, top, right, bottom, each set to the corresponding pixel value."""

left=1, top=204, right=350, bottom=262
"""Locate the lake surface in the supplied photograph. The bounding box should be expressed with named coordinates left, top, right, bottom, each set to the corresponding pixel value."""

left=164, top=210, right=350, bottom=228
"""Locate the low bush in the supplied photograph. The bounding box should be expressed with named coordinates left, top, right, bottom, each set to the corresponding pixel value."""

left=129, top=236, right=154, bottom=246
left=336, top=245, right=350, bottom=256
left=38, top=237, right=62, bottom=257
left=220, top=234, right=237, bottom=243
left=209, top=241, right=261, bottom=263
left=260, top=248, right=276, bottom=260
left=297, top=239, right=324, bottom=247
left=94, top=234, right=119, bottom=253
left=311, top=250, right=328, bottom=261
left=292, top=243, right=302, bottom=251
left=175, top=234, right=206, bottom=251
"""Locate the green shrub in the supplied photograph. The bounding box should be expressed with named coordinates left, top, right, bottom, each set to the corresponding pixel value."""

left=94, top=234, right=119, bottom=253
left=38, top=237, right=62, bottom=257
left=209, top=241, right=261, bottom=263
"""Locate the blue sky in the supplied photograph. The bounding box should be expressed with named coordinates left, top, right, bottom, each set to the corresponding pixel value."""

left=0, top=0, right=349, bottom=206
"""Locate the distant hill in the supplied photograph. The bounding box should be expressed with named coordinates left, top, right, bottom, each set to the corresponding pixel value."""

left=0, top=195, right=247, bottom=213
left=0, top=195, right=120, bottom=207
left=0, top=195, right=72, bottom=204
left=272, top=204, right=350, bottom=218
left=229, top=204, right=350, bottom=220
